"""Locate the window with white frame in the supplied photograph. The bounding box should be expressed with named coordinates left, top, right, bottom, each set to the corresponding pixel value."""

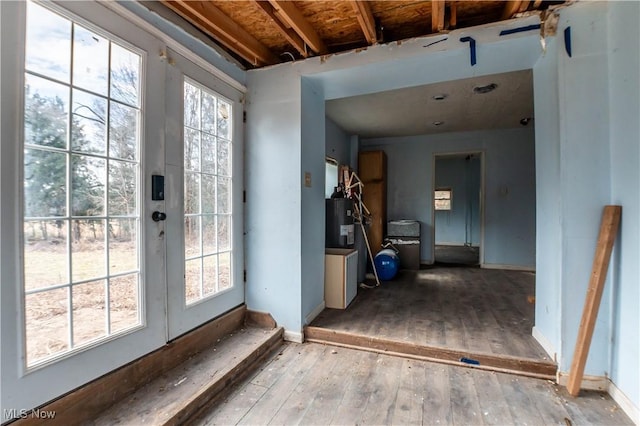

left=325, top=158, right=338, bottom=198
left=22, top=0, right=142, bottom=367
left=183, top=79, right=234, bottom=305
left=434, top=188, right=452, bottom=211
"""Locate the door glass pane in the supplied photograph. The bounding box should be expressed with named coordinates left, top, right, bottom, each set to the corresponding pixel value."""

left=109, top=160, right=137, bottom=216
left=72, top=155, right=106, bottom=216
left=185, top=216, right=201, bottom=258
left=72, top=280, right=107, bottom=346
left=25, top=1, right=71, bottom=83
left=109, top=102, right=139, bottom=160
left=183, top=79, right=233, bottom=305
left=184, top=128, right=200, bottom=171
left=73, top=24, right=109, bottom=96
left=24, top=74, right=69, bottom=150
left=22, top=1, right=142, bottom=367
left=24, top=148, right=67, bottom=217
left=25, top=288, right=69, bottom=363
left=203, top=255, right=218, bottom=296
left=109, top=274, right=139, bottom=333
left=72, top=89, right=107, bottom=154
left=110, top=43, right=141, bottom=107
left=23, top=220, right=68, bottom=290
left=185, top=259, right=201, bottom=305
left=109, top=218, right=138, bottom=274
left=219, top=252, right=232, bottom=291
left=71, top=219, right=106, bottom=282
left=217, top=99, right=231, bottom=140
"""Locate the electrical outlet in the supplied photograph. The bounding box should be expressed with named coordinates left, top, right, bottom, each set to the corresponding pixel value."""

left=304, top=172, right=312, bottom=187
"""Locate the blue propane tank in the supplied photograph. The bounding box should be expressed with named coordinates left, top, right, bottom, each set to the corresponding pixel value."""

left=374, top=248, right=400, bottom=281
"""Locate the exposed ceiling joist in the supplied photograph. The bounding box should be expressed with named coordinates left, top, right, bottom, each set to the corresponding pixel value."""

left=519, top=1, right=531, bottom=13
left=267, top=0, right=328, bottom=54
left=502, top=1, right=523, bottom=20
left=431, top=0, right=445, bottom=33
left=163, top=1, right=278, bottom=66
left=449, top=2, right=457, bottom=30
left=350, top=1, right=377, bottom=45
left=253, top=1, right=308, bottom=58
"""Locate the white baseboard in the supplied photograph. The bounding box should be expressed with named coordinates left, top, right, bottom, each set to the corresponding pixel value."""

left=532, top=326, right=557, bottom=363
left=556, top=373, right=640, bottom=423
left=284, top=330, right=304, bottom=343
left=556, top=371, right=609, bottom=391
left=609, top=380, right=639, bottom=425
left=481, top=263, right=536, bottom=272
left=305, top=301, right=325, bottom=325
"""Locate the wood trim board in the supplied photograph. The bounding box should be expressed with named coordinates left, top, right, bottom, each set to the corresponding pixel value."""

left=304, top=326, right=557, bottom=379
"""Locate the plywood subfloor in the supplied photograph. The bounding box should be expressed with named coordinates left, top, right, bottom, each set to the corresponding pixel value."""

left=195, top=342, right=632, bottom=425
left=310, top=266, right=550, bottom=362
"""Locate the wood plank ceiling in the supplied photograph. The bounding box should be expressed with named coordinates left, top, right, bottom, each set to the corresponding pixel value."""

left=159, top=1, right=565, bottom=69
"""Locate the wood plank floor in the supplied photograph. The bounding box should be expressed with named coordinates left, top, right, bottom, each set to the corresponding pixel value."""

left=309, top=266, right=550, bottom=362
left=195, top=342, right=633, bottom=425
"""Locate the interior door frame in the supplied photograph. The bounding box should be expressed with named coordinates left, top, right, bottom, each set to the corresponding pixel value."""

left=431, top=150, right=485, bottom=265
left=164, top=49, right=245, bottom=340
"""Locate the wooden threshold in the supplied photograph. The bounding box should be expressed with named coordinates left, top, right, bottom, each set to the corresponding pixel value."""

left=95, top=326, right=284, bottom=425
left=15, top=305, right=280, bottom=425
left=304, top=326, right=557, bottom=380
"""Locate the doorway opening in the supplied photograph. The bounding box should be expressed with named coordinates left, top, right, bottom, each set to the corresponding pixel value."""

left=432, top=152, right=483, bottom=266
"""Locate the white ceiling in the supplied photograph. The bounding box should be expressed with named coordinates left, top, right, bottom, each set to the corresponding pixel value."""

left=325, top=69, right=534, bottom=139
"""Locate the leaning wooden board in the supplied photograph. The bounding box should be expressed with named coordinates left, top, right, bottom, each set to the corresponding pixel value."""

left=567, top=205, right=622, bottom=396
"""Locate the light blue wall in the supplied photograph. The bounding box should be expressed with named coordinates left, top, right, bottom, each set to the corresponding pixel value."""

left=361, top=128, right=536, bottom=268
left=532, top=2, right=639, bottom=414
left=435, top=156, right=481, bottom=246
left=301, top=78, right=326, bottom=323
left=557, top=1, right=612, bottom=377
left=245, top=70, right=302, bottom=333
left=607, top=0, right=639, bottom=411
left=533, top=36, right=562, bottom=361
left=326, top=117, right=350, bottom=165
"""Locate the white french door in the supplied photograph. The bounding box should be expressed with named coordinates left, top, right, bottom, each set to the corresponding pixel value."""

left=1, top=1, right=243, bottom=418
left=165, top=50, right=244, bottom=340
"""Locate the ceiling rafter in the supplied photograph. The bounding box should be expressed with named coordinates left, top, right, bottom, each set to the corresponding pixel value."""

left=502, top=1, right=523, bottom=20
left=449, top=2, right=457, bottom=30
left=253, top=1, right=308, bottom=58
left=518, top=1, right=531, bottom=13
left=162, top=1, right=278, bottom=66
left=350, top=1, right=377, bottom=45
left=431, top=0, right=445, bottom=33
left=267, top=0, right=328, bottom=54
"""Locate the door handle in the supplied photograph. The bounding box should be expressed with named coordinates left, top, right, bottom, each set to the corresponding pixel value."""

left=152, top=211, right=167, bottom=222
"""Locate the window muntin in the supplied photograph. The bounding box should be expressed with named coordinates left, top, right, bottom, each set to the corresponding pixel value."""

left=23, top=1, right=142, bottom=367
left=183, top=79, right=233, bottom=305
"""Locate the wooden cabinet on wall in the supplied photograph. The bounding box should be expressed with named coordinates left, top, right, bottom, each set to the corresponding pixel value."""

left=358, top=150, right=387, bottom=255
